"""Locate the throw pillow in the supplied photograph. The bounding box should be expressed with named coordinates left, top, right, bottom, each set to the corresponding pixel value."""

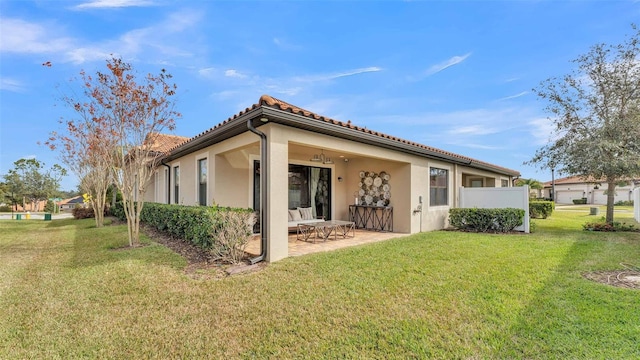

left=298, top=207, right=313, bottom=220
left=288, top=209, right=302, bottom=222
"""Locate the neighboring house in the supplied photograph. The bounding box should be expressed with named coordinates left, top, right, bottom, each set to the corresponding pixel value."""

left=145, top=95, right=520, bottom=262
left=543, top=176, right=639, bottom=204
left=59, top=196, right=85, bottom=211
left=14, top=199, right=47, bottom=212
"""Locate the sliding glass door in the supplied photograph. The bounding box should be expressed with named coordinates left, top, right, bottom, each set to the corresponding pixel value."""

left=288, top=164, right=331, bottom=220
left=253, top=161, right=331, bottom=221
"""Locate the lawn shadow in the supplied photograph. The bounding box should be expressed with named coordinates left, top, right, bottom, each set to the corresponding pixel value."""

left=488, top=232, right=640, bottom=358
left=67, top=221, right=186, bottom=271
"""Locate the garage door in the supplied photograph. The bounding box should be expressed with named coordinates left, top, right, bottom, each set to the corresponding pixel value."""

left=556, top=191, right=584, bottom=204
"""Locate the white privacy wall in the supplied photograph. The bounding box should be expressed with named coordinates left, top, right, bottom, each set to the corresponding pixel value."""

left=458, top=185, right=530, bottom=233
left=634, top=188, right=640, bottom=223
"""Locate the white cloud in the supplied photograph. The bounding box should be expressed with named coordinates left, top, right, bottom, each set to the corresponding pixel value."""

left=198, top=67, right=216, bottom=78
left=0, top=18, right=73, bottom=54
left=425, top=53, right=471, bottom=76
left=225, top=69, right=247, bottom=79
left=273, top=37, right=302, bottom=51
left=528, top=117, right=558, bottom=145
left=74, top=0, right=156, bottom=10
left=497, top=91, right=529, bottom=101
left=0, top=10, right=202, bottom=64
left=443, top=141, right=504, bottom=150
left=447, top=124, right=500, bottom=136
left=0, top=78, right=27, bottom=92
left=293, top=66, right=382, bottom=82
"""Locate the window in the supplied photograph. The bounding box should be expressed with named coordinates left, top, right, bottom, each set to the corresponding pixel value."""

left=288, top=164, right=331, bottom=220
left=430, top=168, right=448, bottom=206
left=173, top=166, right=180, bottom=204
left=198, top=158, right=207, bottom=206
left=501, top=179, right=509, bottom=187
left=471, top=179, right=483, bottom=188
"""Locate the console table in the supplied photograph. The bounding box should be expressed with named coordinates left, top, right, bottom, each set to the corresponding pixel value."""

left=348, top=205, right=393, bottom=232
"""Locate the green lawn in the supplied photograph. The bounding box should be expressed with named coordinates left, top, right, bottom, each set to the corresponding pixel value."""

left=1, top=209, right=639, bottom=359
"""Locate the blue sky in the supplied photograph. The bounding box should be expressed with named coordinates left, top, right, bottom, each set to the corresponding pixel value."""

left=0, top=0, right=637, bottom=191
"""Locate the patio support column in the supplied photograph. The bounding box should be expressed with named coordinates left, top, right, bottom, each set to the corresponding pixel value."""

left=263, top=125, right=289, bottom=262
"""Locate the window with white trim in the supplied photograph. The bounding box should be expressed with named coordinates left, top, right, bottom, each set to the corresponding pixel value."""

left=198, top=158, right=207, bottom=206
left=430, top=167, right=448, bottom=206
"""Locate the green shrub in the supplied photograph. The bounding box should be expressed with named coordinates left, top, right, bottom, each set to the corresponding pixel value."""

left=583, top=220, right=639, bottom=232
left=530, top=201, right=554, bottom=219
left=44, top=200, right=55, bottom=213
left=614, top=200, right=634, bottom=206
left=0, top=205, right=11, bottom=212
left=572, top=198, right=587, bottom=204
left=111, top=202, right=125, bottom=220
left=130, top=202, right=255, bottom=263
left=449, top=208, right=525, bottom=233
left=72, top=206, right=94, bottom=219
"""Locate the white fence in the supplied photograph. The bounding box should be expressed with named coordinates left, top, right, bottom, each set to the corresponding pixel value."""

left=459, top=185, right=530, bottom=233
left=634, top=188, right=640, bottom=223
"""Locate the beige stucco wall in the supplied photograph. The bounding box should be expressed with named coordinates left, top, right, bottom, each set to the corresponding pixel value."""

left=145, top=121, right=515, bottom=262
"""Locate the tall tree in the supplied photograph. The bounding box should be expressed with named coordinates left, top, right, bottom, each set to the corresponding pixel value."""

left=528, top=25, right=640, bottom=223
left=2, top=159, right=66, bottom=211
left=55, top=57, right=180, bottom=246
left=47, top=68, right=118, bottom=228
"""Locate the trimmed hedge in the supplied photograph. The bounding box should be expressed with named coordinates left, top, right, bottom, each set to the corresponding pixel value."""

left=72, top=206, right=95, bottom=219
left=449, top=208, right=525, bottom=233
left=530, top=201, right=554, bottom=219
left=572, top=198, right=587, bottom=204
left=111, top=202, right=254, bottom=250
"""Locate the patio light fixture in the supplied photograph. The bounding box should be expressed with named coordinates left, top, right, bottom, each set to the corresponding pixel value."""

left=310, top=149, right=334, bottom=164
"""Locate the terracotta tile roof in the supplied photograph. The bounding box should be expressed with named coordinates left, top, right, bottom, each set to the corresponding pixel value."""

left=164, top=94, right=520, bottom=176
left=543, top=175, right=640, bottom=187
left=145, top=133, right=190, bottom=153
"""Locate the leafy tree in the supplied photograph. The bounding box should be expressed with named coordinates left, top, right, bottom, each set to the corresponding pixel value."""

left=52, top=57, right=180, bottom=246
left=2, top=159, right=66, bottom=211
left=528, top=25, right=640, bottom=224
left=44, top=199, right=55, bottom=213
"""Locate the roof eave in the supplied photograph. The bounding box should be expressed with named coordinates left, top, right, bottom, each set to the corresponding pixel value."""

left=261, top=107, right=520, bottom=177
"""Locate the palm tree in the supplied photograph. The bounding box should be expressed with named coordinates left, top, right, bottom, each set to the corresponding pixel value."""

left=515, top=178, right=543, bottom=190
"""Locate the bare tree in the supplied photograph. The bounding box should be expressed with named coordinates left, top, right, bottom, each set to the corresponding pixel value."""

left=528, top=25, right=640, bottom=223
left=94, top=58, right=179, bottom=246
left=47, top=57, right=179, bottom=244
left=47, top=79, right=116, bottom=227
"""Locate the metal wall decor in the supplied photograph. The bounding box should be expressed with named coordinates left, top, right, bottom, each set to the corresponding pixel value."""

left=354, top=170, right=391, bottom=206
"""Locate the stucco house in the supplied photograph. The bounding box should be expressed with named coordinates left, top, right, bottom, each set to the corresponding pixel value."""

left=144, top=95, right=520, bottom=262
left=544, top=176, right=639, bottom=204
left=59, top=195, right=85, bottom=211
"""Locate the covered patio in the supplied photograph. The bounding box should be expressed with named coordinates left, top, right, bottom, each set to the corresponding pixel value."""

left=245, top=229, right=408, bottom=258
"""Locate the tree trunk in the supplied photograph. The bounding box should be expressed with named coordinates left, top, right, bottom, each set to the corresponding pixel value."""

left=605, top=180, right=616, bottom=224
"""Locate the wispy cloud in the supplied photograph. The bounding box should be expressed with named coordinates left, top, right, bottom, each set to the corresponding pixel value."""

left=425, top=53, right=471, bottom=76
left=0, top=78, right=27, bottom=92
left=74, top=0, right=156, bottom=10
left=1, top=10, right=202, bottom=64
left=0, top=18, right=73, bottom=54
left=294, top=66, right=382, bottom=82
left=225, top=69, right=247, bottom=79
left=447, top=124, right=500, bottom=136
left=497, top=91, right=528, bottom=101
left=527, top=117, right=558, bottom=145
left=444, top=141, right=505, bottom=150
left=273, top=37, right=302, bottom=51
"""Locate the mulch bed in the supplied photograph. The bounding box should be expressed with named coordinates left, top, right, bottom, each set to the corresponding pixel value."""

left=108, top=217, right=265, bottom=279
left=583, top=270, right=640, bottom=290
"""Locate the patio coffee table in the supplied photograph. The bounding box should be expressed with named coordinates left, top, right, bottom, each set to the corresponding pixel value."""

left=298, top=220, right=355, bottom=243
